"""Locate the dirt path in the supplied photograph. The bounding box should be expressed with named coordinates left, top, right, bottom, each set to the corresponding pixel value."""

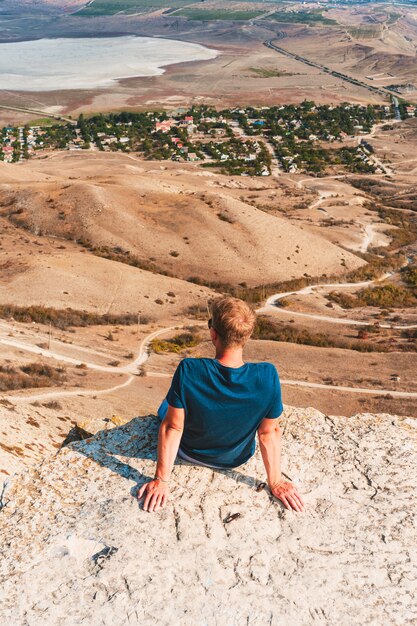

left=1, top=324, right=186, bottom=403
left=8, top=375, right=135, bottom=404
left=282, top=379, right=417, bottom=398
left=2, top=298, right=417, bottom=402
left=0, top=325, right=183, bottom=374
left=143, top=370, right=417, bottom=398
left=257, top=275, right=417, bottom=330
left=360, top=223, right=377, bottom=254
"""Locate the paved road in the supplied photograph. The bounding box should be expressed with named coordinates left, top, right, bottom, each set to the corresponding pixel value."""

left=264, top=39, right=400, bottom=101
left=0, top=104, right=76, bottom=125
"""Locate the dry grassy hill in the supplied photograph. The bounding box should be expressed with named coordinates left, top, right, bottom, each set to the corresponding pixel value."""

left=0, top=215, right=215, bottom=317
left=0, top=154, right=364, bottom=288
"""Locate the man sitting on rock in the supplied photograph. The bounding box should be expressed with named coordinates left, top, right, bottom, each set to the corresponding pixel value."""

left=138, top=296, right=304, bottom=513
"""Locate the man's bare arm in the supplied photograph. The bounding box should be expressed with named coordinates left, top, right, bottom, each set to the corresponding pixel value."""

left=137, top=404, right=184, bottom=512
left=257, top=417, right=305, bottom=512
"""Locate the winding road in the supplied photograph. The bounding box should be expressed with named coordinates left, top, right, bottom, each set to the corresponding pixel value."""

left=258, top=275, right=417, bottom=330
left=360, top=223, right=378, bottom=254
left=0, top=324, right=183, bottom=403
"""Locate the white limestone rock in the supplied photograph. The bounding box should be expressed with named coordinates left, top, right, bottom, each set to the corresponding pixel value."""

left=0, top=407, right=415, bottom=625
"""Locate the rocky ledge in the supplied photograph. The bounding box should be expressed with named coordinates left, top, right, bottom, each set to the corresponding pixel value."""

left=0, top=408, right=415, bottom=625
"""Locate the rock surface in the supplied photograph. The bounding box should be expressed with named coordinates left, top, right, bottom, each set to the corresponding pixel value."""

left=0, top=408, right=416, bottom=626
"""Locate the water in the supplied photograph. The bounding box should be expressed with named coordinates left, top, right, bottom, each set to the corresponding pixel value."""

left=0, top=36, right=217, bottom=92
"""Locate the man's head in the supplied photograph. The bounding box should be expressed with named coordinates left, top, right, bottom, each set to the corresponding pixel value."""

left=208, top=296, right=256, bottom=349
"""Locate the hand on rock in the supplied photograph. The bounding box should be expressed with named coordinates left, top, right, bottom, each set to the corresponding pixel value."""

left=270, top=480, right=305, bottom=512
left=137, top=480, right=169, bottom=512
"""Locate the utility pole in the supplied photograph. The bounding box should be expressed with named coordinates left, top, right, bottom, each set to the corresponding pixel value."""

left=137, top=312, right=141, bottom=328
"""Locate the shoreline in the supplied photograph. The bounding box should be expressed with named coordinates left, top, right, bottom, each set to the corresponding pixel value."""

left=0, top=35, right=218, bottom=93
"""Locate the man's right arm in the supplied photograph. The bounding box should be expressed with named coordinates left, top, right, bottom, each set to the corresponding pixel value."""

left=137, top=403, right=184, bottom=512
left=257, top=417, right=305, bottom=512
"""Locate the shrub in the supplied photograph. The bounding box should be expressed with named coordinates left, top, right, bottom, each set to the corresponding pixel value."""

left=42, top=401, right=62, bottom=410
left=401, top=265, right=417, bottom=287
left=217, top=212, right=235, bottom=224
left=253, top=316, right=384, bottom=352
left=0, top=304, right=138, bottom=330
left=151, top=332, right=200, bottom=354
left=0, top=362, right=66, bottom=391
left=329, top=284, right=417, bottom=309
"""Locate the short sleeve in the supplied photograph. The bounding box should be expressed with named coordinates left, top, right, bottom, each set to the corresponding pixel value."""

left=265, top=366, right=284, bottom=419
left=166, top=361, right=185, bottom=409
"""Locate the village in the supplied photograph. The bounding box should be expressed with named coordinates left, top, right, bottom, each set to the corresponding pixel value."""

left=1, top=102, right=415, bottom=175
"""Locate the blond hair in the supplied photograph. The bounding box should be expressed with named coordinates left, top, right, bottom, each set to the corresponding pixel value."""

left=209, top=296, right=256, bottom=348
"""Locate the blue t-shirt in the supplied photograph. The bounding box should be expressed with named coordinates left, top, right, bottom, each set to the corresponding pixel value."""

left=166, top=357, right=283, bottom=469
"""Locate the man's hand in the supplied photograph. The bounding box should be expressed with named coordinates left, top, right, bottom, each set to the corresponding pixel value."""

left=270, top=480, right=305, bottom=512
left=137, top=480, right=169, bottom=512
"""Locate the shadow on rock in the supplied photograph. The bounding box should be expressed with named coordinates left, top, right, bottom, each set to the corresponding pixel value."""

left=67, top=414, right=262, bottom=502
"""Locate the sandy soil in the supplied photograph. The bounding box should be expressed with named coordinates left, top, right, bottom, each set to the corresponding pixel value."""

left=369, top=119, right=417, bottom=176
left=0, top=216, right=215, bottom=317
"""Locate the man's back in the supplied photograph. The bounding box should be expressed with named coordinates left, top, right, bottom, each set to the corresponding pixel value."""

left=139, top=296, right=304, bottom=514
left=166, top=357, right=283, bottom=468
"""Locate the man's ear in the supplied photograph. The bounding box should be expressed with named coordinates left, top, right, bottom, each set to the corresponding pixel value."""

left=209, top=327, right=218, bottom=342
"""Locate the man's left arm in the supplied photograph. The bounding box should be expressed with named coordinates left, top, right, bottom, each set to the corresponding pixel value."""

left=137, top=404, right=184, bottom=512
left=257, top=417, right=305, bottom=512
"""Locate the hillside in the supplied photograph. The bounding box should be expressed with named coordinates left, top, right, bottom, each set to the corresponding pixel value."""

left=0, top=235, right=214, bottom=317
left=0, top=154, right=365, bottom=287
left=0, top=408, right=415, bottom=625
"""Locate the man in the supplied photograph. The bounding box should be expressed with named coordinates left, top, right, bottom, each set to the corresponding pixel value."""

left=138, top=296, right=304, bottom=513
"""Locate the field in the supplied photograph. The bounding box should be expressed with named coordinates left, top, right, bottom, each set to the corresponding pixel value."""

left=270, top=10, right=337, bottom=26
left=175, top=8, right=265, bottom=21
left=248, top=67, right=294, bottom=78
left=77, top=0, right=190, bottom=16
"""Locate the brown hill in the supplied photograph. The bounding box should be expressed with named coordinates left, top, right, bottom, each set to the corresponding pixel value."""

left=0, top=217, right=215, bottom=317
left=0, top=154, right=365, bottom=287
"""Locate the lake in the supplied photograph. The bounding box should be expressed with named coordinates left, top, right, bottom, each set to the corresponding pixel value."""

left=0, top=36, right=217, bottom=92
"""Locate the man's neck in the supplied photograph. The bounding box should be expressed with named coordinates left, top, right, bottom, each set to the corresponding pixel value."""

left=215, top=346, right=244, bottom=368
